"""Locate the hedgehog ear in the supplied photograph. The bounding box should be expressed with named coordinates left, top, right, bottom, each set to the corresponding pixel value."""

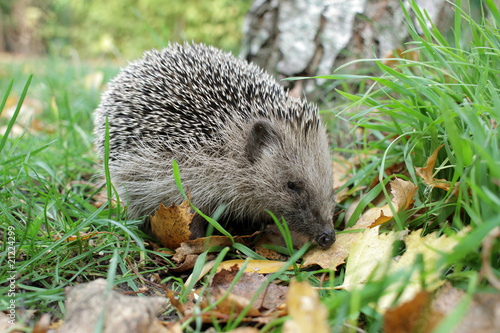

left=246, top=120, right=282, bottom=163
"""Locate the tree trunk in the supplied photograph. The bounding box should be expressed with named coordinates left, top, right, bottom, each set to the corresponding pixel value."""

left=240, top=0, right=454, bottom=97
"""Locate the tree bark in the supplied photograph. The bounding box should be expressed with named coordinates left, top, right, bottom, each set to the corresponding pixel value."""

left=241, top=0, right=454, bottom=96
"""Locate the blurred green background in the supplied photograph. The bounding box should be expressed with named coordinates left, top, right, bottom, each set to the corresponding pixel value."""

left=0, top=0, right=252, bottom=61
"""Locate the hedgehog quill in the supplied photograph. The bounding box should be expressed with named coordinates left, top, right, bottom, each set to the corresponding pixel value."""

left=94, top=43, right=336, bottom=247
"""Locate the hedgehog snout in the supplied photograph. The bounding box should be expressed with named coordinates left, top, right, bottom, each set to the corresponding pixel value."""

left=316, top=230, right=336, bottom=248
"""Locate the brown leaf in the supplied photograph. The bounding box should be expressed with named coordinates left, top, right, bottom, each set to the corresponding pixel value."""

left=384, top=291, right=443, bottom=333
left=150, top=199, right=194, bottom=250
left=254, top=246, right=289, bottom=261
left=210, top=267, right=288, bottom=311
left=172, top=267, right=288, bottom=324
left=168, top=254, right=201, bottom=273
left=415, top=144, right=459, bottom=194
left=370, top=177, right=417, bottom=227
left=172, top=234, right=253, bottom=264
left=32, top=313, right=50, bottom=333
left=202, top=286, right=262, bottom=317
left=302, top=231, right=361, bottom=270
left=283, top=279, right=329, bottom=333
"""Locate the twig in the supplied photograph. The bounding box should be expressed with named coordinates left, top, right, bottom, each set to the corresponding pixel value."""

left=480, top=226, right=500, bottom=290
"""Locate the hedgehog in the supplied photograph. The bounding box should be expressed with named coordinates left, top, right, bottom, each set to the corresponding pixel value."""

left=94, top=43, right=336, bottom=248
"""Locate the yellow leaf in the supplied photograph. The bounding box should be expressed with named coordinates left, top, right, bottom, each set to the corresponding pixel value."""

left=343, top=226, right=402, bottom=289
left=283, top=280, right=329, bottom=333
left=216, top=259, right=293, bottom=274
left=341, top=226, right=471, bottom=312
left=379, top=227, right=471, bottom=309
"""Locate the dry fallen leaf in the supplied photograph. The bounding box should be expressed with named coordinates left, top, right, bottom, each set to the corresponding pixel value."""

left=209, top=267, right=288, bottom=312
left=341, top=226, right=471, bottom=311
left=216, top=259, right=293, bottom=274
left=384, top=291, right=443, bottom=333
left=150, top=199, right=194, bottom=250
left=171, top=266, right=288, bottom=324
left=416, top=144, right=459, bottom=195
left=303, top=178, right=416, bottom=270
left=172, top=233, right=255, bottom=265
left=382, top=227, right=471, bottom=308
left=369, top=177, right=417, bottom=227
left=343, top=226, right=402, bottom=288
left=202, top=286, right=262, bottom=318
left=283, top=279, right=329, bottom=333
left=302, top=231, right=362, bottom=270
left=385, top=282, right=500, bottom=333
left=0, top=312, right=22, bottom=332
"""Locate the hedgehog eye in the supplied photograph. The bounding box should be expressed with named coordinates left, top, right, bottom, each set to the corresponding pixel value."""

left=287, top=181, right=302, bottom=194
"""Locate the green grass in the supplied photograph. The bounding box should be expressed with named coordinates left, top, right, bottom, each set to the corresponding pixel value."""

left=1, top=1, right=500, bottom=332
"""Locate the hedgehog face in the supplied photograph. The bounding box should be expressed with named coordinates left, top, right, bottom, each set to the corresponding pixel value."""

left=244, top=119, right=336, bottom=248
left=280, top=176, right=336, bottom=248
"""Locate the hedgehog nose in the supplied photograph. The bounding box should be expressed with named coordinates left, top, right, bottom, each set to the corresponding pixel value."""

left=316, top=231, right=336, bottom=248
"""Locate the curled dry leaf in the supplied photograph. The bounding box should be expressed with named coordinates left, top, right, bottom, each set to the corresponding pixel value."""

left=416, top=144, right=459, bottom=195
left=283, top=279, right=329, bottom=333
left=369, top=177, right=417, bottom=228
left=150, top=199, right=194, bottom=250
left=382, top=47, right=420, bottom=69
left=303, top=178, right=416, bottom=270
